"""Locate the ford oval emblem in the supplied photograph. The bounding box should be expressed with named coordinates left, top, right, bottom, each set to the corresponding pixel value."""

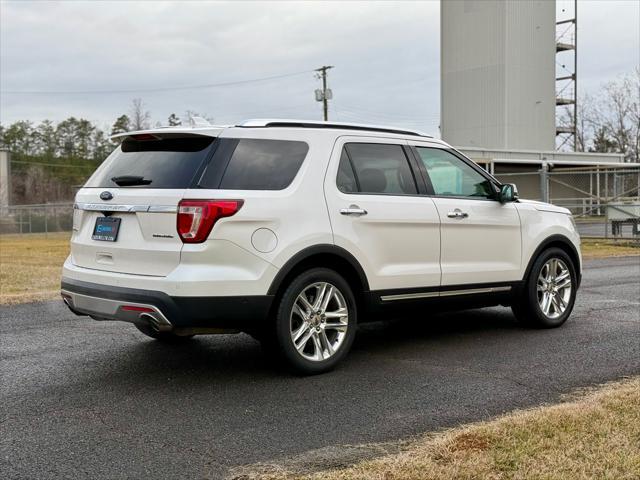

left=100, top=191, right=113, bottom=201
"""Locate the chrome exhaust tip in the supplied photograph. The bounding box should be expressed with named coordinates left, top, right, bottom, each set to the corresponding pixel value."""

left=139, top=312, right=171, bottom=333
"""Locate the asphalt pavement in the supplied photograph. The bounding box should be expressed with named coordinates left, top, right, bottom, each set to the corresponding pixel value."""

left=1, top=256, right=639, bottom=479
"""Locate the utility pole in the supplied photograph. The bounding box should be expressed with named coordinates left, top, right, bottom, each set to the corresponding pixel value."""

left=315, top=66, right=333, bottom=121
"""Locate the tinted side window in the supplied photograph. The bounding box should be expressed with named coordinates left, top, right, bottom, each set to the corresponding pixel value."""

left=337, top=150, right=358, bottom=193
left=416, top=148, right=494, bottom=198
left=344, top=143, right=417, bottom=195
left=219, top=139, right=308, bottom=190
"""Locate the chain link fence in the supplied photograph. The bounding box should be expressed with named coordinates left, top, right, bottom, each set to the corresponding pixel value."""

left=0, top=203, right=74, bottom=234
left=1, top=167, right=638, bottom=239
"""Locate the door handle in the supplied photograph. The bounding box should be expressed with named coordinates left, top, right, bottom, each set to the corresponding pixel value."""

left=447, top=209, right=468, bottom=219
left=340, top=205, right=368, bottom=216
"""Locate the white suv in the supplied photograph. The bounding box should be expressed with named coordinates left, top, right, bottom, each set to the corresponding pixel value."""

left=61, top=120, right=581, bottom=374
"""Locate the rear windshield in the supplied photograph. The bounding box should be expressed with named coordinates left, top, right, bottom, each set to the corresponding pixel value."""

left=85, top=136, right=215, bottom=189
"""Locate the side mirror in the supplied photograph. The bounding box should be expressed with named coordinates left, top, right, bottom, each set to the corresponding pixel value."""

left=499, top=183, right=519, bottom=203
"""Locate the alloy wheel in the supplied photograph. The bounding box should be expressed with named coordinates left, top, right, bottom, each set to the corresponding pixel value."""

left=537, top=258, right=572, bottom=319
left=289, top=282, right=350, bottom=362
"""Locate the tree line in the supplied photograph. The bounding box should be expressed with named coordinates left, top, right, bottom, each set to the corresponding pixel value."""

left=0, top=99, right=187, bottom=204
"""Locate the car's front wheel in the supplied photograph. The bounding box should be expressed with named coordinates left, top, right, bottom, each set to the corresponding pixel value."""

left=268, top=268, right=357, bottom=375
left=512, top=247, right=577, bottom=328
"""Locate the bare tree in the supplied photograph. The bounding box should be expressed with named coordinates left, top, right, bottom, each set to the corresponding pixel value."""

left=130, top=98, right=151, bottom=131
left=583, top=71, right=639, bottom=162
left=574, top=94, right=591, bottom=153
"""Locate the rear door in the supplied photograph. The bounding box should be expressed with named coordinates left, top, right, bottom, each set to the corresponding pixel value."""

left=71, top=134, right=216, bottom=276
left=409, top=145, right=522, bottom=286
left=324, top=137, right=441, bottom=291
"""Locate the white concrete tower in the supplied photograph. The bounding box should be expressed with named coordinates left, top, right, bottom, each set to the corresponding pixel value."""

left=440, top=0, right=556, bottom=150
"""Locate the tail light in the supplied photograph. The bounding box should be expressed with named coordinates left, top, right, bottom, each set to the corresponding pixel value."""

left=177, top=199, right=243, bottom=243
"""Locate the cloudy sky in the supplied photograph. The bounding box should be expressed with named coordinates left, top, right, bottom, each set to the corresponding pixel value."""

left=1, top=0, right=638, bottom=137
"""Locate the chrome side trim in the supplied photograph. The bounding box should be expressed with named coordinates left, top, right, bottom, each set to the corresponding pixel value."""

left=380, top=286, right=512, bottom=302
left=74, top=203, right=177, bottom=213
left=490, top=286, right=512, bottom=293
left=380, top=291, right=439, bottom=301
left=439, top=286, right=512, bottom=297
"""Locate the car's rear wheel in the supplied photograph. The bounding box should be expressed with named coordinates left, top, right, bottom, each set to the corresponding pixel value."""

left=512, top=247, right=577, bottom=328
left=267, top=268, right=357, bottom=375
left=134, top=323, right=193, bottom=342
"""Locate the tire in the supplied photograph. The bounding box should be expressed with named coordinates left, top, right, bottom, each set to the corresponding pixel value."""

left=512, top=247, right=577, bottom=328
left=266, top=267, right=358, bottom=375
left=134, top=323, right=194, bottom=343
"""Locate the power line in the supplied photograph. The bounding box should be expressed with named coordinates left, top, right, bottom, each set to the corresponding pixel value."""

left=333, top=110, right=430, bottom=129
left=1, top=69, right=314, bottom=95
left=333, top=105, right=437, bottom=125
left=337, top=103, right=437, bottom=122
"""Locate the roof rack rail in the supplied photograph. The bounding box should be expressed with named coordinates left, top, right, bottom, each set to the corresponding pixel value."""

left=238, top=119, right=432, bottom=138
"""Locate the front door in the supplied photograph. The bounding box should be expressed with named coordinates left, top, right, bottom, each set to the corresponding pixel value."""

left=324, top=137, right=441, bottom=291
left=410, top=145, right=522, bottom=286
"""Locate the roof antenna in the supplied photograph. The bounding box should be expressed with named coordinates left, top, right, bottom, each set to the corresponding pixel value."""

left=188, top=115, right=211, bottom=127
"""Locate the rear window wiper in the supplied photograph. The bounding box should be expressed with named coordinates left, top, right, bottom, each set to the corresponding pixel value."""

left=111, top=175, right=152, bottom=186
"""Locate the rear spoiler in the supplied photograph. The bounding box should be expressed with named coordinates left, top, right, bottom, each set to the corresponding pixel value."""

left=110, top=126, right=227, bottom=142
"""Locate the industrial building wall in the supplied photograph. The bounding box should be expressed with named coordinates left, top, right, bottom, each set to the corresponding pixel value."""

left=441, top=0, right=556, bottom=151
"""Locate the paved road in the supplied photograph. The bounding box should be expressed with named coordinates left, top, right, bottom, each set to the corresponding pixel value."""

left=2, top=257, right=639, bottom=479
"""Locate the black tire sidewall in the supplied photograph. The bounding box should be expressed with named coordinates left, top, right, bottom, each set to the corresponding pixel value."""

left=274, top=268, right=357, bottom=375
left=524, top=247, right=577, bottom=328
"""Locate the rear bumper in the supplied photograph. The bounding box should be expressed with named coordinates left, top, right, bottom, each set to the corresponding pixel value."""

left=61, top=277, right=274, bottom=330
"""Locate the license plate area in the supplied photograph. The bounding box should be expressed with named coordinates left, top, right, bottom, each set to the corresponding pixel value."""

left=92, top=216, right=121, bottom=242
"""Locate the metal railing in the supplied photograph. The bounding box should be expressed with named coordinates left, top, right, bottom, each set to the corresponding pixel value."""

left=494, top=167, right=640, bottom=240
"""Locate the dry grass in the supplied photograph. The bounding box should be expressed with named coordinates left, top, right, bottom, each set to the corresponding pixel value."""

left=0, top=234, right=638, bottom=306
left=581, top=239, right=640, bottom=259
left=236, top=377, right=640, bottom=480
left=0, top=232, right=70, bottom=304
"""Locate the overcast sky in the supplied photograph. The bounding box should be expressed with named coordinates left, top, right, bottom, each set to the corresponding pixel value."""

left=1, top=0, right=638, bottom=137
